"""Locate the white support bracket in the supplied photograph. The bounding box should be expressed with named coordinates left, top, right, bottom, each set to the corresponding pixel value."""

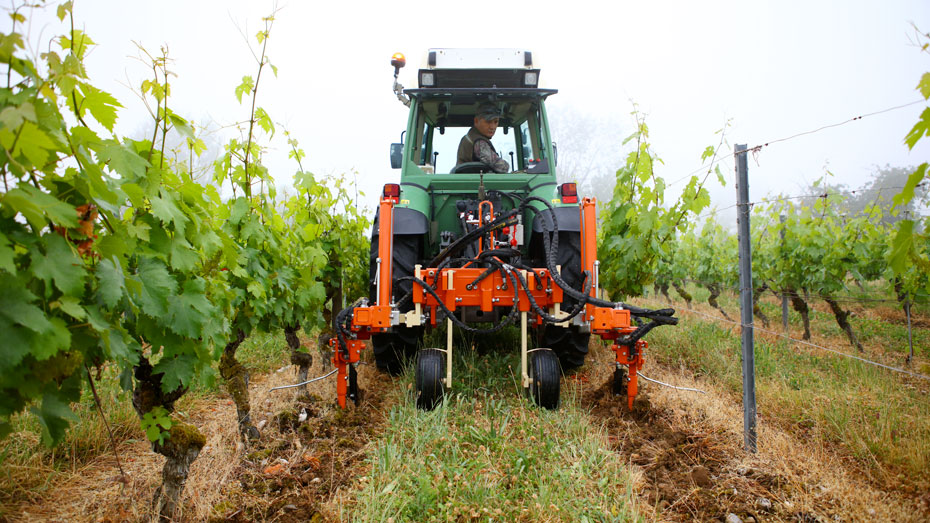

left=403, top=264, right=424, bottom=328
left=444, top=317, right=453, bottom=388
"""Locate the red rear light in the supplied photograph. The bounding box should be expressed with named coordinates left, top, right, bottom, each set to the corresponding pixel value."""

left=560, top=183, right=578, bottom=204
left=383, top=183, right=400, bottom=202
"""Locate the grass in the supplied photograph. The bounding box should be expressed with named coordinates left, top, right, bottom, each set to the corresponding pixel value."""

left=0, top=364, right=139, bottom=510
left=345, top=324, right=638, bottom=522
left=637, top=286, right=930, bottom=492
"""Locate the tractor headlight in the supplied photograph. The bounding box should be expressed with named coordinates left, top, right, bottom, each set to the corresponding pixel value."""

left=524, top=71, right=538, bottom=86
left=420, top=72, right=435, bottom=87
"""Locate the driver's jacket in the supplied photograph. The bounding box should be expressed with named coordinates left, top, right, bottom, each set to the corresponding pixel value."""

left=455, top=127, right=510, bottom=173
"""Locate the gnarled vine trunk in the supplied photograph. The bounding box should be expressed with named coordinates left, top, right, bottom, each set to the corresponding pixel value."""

left=151, top=423, right=205, bottom=521
left=788, top=288, right=811, bottom=340
left=821, top=295, right=864, bottom=352
left=132, top=358, right=204, bottom=522
left=706, top=284, right=733, bottom=321
left=655, top=282, right=671, bottom=303
left=672, top=281, right=693, bottom=309
left=219, top=329, right=260, bottom=441
left=285, top=323, right=312, bottom=397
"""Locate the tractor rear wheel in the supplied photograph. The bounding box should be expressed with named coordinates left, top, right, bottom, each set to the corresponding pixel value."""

left=370, top=234, right=423, bottom=375
left=538, top=232, right=590, bottom=371
left=415, top=349, right=445, bottom=410
left=527, top=349, right=560, bottom=409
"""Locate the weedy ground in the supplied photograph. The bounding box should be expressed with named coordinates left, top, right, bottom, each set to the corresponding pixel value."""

left=1, top=294, right=928, bottom=522
left=636, top=286, right=930, bottom=512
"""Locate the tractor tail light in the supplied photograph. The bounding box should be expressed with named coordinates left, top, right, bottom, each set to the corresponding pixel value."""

left=383, top=183, right=400, bottom=203
left=560, top=183, right=578, bottom=204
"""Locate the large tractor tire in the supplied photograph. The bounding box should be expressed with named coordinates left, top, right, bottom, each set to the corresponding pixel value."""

left=537, top=232, right=590, bottom=371
left=370, top=234, right=423, bottom=375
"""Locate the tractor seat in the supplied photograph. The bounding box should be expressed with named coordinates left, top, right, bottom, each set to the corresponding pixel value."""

left=450, top=162, right=491, bottom=174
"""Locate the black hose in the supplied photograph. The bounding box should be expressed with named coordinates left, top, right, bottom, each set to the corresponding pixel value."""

left=428, top=210, right=519, bottom=268
left=507, top=265, right=591, bottom=324
left=517, top=196, right=678, bottom=324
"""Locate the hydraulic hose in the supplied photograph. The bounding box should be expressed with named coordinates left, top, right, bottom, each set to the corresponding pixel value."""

left=517, top=196, right=678, bottom=324
left=428, top=209, right=519, bottom=268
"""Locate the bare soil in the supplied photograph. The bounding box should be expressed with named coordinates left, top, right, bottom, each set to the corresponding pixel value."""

left=588, top=382, right=825, bottom=522
left=214, top=369, right=391, bottom=522
left=2, top=350, right=393, bottom=522
left=579, top=340, right=928, bottom=523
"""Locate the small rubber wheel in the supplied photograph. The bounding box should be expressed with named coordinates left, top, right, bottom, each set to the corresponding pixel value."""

left=527, top=349, right=560, bottom=409
left=612, top=367, right=628, bottom=397
left=415, top=349, right=445, bottom=410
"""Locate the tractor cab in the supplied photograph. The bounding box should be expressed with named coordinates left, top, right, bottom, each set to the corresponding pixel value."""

left=390, top=49, right=558, bottom=177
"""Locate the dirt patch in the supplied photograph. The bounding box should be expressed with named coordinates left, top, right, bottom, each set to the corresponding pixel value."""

left=577, top=329, right=929, bottom=522
left=869, top=304, right=930, bottom=329
left=4, top=337, right=395, bottom=522
left=586, top=380, right=806, bottom=522
left=214, top=366, right=392, bottom=522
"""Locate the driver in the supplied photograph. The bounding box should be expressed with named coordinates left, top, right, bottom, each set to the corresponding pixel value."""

left=455, top=102, right=510, bottom=173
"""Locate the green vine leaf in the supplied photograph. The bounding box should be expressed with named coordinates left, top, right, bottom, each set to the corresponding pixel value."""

left=235, top=75, right=254, bottom=103
left=904, top=107, right=930, bottom=150
left=140, top=406, right=173, bottom=445
left=918, top=72, right=930, bottom=100
left=77, top=82, right=121, bottom=131
left=30, top=234, right=85, bottom=295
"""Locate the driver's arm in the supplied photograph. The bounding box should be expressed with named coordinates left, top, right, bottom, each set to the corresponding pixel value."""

left=473, top=141, right=510, bottom=173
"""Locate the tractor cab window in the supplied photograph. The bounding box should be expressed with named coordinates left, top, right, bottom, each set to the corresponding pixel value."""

left=412, top=98, right=549, bottom=174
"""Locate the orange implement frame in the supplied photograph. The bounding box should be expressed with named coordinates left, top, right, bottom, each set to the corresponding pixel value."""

left=331, top=197, right=646, bottom=410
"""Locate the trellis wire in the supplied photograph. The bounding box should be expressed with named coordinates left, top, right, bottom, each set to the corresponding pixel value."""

left=641, top=298, right=930, bottom=382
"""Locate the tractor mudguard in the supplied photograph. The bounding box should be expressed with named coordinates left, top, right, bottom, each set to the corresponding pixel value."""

left=370, top=206, right=429, bottom=237
left=528, top=205, right=581, bottom=261
left=531, top=206, right=581, bottom=233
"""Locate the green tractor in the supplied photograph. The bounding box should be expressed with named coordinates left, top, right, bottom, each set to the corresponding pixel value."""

left=370, top=49, right=590, bottom=375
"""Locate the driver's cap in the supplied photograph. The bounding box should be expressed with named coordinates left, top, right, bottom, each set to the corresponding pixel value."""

left=475, top=102, right=501, bottom=120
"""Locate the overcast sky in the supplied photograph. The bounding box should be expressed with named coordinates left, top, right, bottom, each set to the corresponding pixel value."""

left=20, top=0, right=930, bottom=218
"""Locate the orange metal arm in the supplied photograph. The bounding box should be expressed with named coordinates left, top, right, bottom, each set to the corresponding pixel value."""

left=377, top=197, right=395, bottom=307
left=330, top=338, right=364, bottom=408
left=579, top=198, right=598, bottom=321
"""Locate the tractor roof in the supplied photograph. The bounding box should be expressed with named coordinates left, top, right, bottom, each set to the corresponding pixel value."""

left=417, top=48, right=543, bottom=89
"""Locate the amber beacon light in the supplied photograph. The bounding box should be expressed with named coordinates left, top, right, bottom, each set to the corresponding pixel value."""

left=391, top=52, right=406, bottom=71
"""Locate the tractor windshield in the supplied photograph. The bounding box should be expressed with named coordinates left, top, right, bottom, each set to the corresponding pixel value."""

left=406, top=89, right=556, bottom=175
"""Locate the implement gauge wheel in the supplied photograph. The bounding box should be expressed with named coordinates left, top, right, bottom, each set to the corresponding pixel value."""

left=527, top=349, right=560, bottom=410
left=415, top=349, right=445, bottom=410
